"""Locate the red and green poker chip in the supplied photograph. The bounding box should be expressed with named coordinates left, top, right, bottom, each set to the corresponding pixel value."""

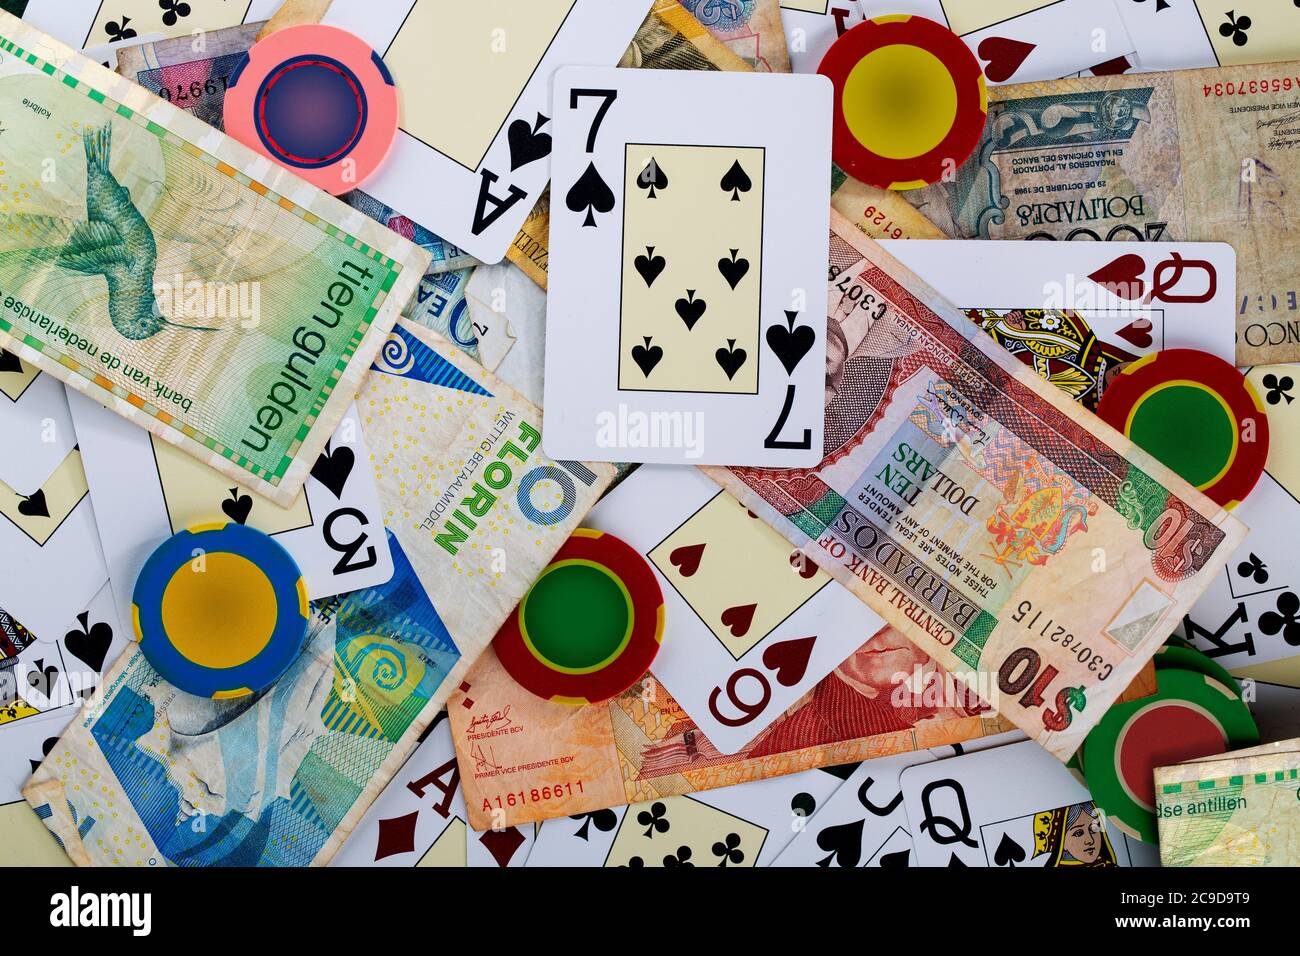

left=1097, top=349, right=1269, bottom=510
left=493, top=528, right=664, bottom=706
left=1081, top=668, right=1258, bottom=843
left=819, top=14, right=988, bottom=191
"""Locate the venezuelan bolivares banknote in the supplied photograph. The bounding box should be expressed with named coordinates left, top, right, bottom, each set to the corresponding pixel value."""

left=22, top=320, right=615, bottom=865
left=1156, top=739, right=1300, bottom=867
left=0, top=12, right=430, bottom=506
left=886, top=61, right=1300, bottom=366
left=706, top=210, right=1245, bottom=761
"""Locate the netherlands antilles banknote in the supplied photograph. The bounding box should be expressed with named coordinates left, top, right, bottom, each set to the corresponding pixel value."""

left=449, top=625, right=1013, bottom=831
left=680, top=0, right=791, bottom=72
left=22, top=320, right=615, bottom=866
left=1155, top=739, right=1300, bottom=867
left=705, top=210, right=1245, bottom=761
left=0, top=12, right=429, bottom=506
left=879, top=61, right=1300, bottom=365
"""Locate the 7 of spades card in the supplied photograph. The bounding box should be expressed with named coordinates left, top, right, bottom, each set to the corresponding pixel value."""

left=544, top=67, right=832, bottom=466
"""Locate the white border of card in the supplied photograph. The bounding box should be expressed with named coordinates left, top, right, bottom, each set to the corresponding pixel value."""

left=318, top=0, right=647, bottom=264
left=545, top=67, right=832, bottom=466
left=586, top=465, right=885, bottom=754
left=880, top=240, right=1237, bottom=368
left=68, top=388, right=394, bottom=643
left=780, top=2, right=865, bottom=74
left=0, top=361, right=76, bottom=493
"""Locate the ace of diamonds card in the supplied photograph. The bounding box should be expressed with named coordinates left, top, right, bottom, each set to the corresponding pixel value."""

left=544, top=67, right=832, bottom=467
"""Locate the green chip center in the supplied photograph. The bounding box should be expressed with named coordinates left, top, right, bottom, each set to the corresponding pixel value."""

left=1129, top=385, right=1235, bottom=490
left=521, top=560, right=632, bottom=673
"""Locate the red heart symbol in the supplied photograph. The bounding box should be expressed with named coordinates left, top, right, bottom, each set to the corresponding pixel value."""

left=1089, top=254, right=1147, bottom=300
left=720, top=603, right=757, bottom=638
left=789, top=550, right=818, bottom=580
left=668, top=543, right=705, bottom=577
left=1116, top=317, right=1154, bottom=349
left=761, top=636, right=817, bottom=687
left=976, top=36, right=1036, bottom=83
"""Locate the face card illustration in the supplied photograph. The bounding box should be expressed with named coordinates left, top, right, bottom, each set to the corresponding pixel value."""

left=0, top=354, right=76, bottom=493
left=620, top=144, right=765, bottom=395
left=320, top=1, right=646, bottom=263
left=1118, top=0, right=1300, bottom=73
left=1180, top=365, right=1300, bottom=678
left=0, top=444, right=107, bottom=643
left=68, top=388, right=394, bottom=643
left=586, top=465, right=884, bottom=753
left=780, top=1, right=866, bottom=74
left=880, top=241, right=1237, bottom=410
left=901, top=740, right=1139, bottom=867
left=331, top=712, right=468, bottom=868
left=545, top=67, right=832, bottom=466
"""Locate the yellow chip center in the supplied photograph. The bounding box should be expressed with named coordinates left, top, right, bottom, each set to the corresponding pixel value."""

left=842, top=45, right=957, bottom=160
left=160, top=551, right=276, bottom=670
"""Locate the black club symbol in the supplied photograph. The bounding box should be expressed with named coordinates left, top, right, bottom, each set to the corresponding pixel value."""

left=159, top=1, right=192, bottom=27
left=637, top=801, right=669, bottom=838
left=1259, top=591, right=1300, bottom=647
left=622, top=857, right=645, bottom=868
left=662, top=846, right=694, bottom=867
left=1219, top=11, right=1251, bottom=47
left=712, top=832, right=746, bottom=866
left=1263, top=373, right=1295, bottom=406
left=1237, top=553, right=1269, bottom=585
left=104, top=16, right=137, bottom=41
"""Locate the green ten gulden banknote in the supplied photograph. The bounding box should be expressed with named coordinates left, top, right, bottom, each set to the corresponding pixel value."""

left=1156, top=739, right=1300, bottom=867
left=888, top=61, right=1300, bottom=367
left=0, top=12, right=430, bottom=506
left=23, top=319, right=615, bottom=866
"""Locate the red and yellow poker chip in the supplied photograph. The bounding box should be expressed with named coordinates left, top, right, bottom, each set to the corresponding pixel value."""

left=494, top=528, right=664, bottom=706
left=226, top=24, right=399, bottom=194
left=1097, top=349, right=1269, bottom=510
left=819, top=15, right=988, bottom=191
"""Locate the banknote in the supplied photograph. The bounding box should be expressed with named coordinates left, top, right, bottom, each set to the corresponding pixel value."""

left=115, top=22, right=480, bottom=280
left=1155, top=739, right=1300, bottom=867
left=882, top=61, right=1300, bottom=366
left=706, top=210, right=1245, bottom=761
left=0, top=12, right=429, bottom=507
left=449, top=624, right=1014, bottom=831
left=680, top=0, right=791, bottom=72
left=23, top=319, right=615, bottom=866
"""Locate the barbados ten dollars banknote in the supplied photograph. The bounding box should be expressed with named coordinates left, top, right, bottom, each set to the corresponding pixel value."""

left=23, top=320, right=615, bottom=866
left=0, top=12, right=429, bottom=506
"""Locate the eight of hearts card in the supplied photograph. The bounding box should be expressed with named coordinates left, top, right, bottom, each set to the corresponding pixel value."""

left=544, top=67, right=833, bottom=466
left=319, top=0, right=648, bottom=264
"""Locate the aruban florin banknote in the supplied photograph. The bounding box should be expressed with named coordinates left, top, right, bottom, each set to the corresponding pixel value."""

left=0, top=12, right=429, bottom=506
left=706, top=210, right=1245, bottom=761
left=886, top=61, right=1300, bottom=366
left=23, top=320, right=614, bottom=866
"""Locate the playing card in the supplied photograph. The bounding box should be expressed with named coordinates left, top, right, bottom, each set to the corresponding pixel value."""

left=779, top=0, right=865, bottom=73
left=857, top=0, right=1135, bottom=85
left=525, top=766, right=849, bottom=866
left=68, top=387, right=394, bottom=641
left=880, top=240, right=1237, bottom=410
left=585, top=465, right=886, bottom=753
left=0, top=440, right=107, bottom=643
left=467, top=823, right=537, bottom=869
left=901, top=739, right=1146, bottom=866
left=331, top=713, right=468, bottom=867
left=1119, top=0, right=1300, bottom=72
left=0, top=583, right=127, bottom=751
left=1179, top=365, right=1300, bottom=680
left=545, top=67, right=832, bottom=466
left=0, top=351, right=76, bottom=493
left=318, top=0, right=646, bottom=264
left=18, top=0, right=278, bottom=49
left=1248, top=680, right=1300, bottom=743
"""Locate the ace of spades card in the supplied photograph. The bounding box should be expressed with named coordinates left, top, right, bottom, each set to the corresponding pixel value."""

left=585, top=466, right=885, bottom=754
left=319, top=0, right=646, bottom=263
left=67, top=388, right=394, bottom=642
left=545, top=67, right=832, bottom=467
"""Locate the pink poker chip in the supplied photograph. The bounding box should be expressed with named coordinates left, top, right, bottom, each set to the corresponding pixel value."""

left=225, top=24, right=399, bottom=194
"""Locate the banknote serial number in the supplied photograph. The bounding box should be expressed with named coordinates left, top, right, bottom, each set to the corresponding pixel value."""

left=1202, top=77, right=1298, bottom=98
left=828, top=264, right=890, bottom=321
left=155, top=75, right=231, bottom=104
left=1010, top=601, right=1114, bottom=680
left=481, top=782, right=585, bottom=813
